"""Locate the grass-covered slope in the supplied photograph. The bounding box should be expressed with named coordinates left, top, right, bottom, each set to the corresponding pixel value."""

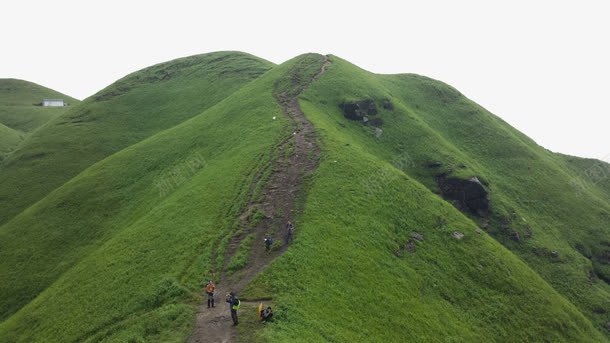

left=0, top=56, right=300, bottom=342
left=0, top=53, right=607, bottom=342
left=559, top=154, right=610, bottom=202
left=372, top=67, right=610, bottom=332
left=242, top=55, right=608, bottom=342
left=0, top=79, right=78, bottom=159
left=0, top=122, right=22, bottom=159
left=0, top=78, right=78, bottom=133
left=0, top=52, right=273, bottom=225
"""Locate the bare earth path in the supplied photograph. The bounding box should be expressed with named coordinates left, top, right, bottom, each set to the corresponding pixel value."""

left=189, top=56, right=330, bottom=343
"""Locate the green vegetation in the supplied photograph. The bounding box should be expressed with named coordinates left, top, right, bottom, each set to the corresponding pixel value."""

left=559, top=153, right=610, bottom=203
left=0, top=52, right=273, bottom=226
left=228, top=234, right=256, bottom=272
left=0, top=53, right=608, bottom=342
left=0, top=79, right=78, bottom=159
left=0, top=122, right=22, bottom=159
left=242, top=55, right=608, bottom=342
left=0, top=78, right=78, bottom=132
left=0, top=54, right=296, bottom=342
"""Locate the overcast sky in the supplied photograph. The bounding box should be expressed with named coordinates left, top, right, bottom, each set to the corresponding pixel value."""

left=2, top=0, right=608, bottom=161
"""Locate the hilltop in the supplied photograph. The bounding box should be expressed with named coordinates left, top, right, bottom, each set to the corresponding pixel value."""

left=0, top=52, right=273, bottom=225
left=0, top=52, right=608, bottom=342
left=0, top=79, right=78, bottom=159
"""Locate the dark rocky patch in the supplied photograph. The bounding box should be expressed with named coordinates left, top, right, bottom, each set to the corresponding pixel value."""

left=480, top=220, right=490, bottom=230
left=339, top=99, right=386, bottom=128
left=438, top=176, right=489, bottom=216
left=405, top=240, right=416, bottom=253
left=395, top=239, right=418, bottom=256
left=510, top=231, right=521, bottom=242
left=411, top=232, right=424, bottom=241
left=339, top=100, right=378, bottom=121
left=382, top=99, right=393, bottom=110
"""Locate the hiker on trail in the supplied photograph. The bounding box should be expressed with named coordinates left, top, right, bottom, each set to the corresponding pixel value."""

left=226, top=292, right=240, bottom=325
left=264, top=235, right=273, bottom=252
left=285, top=221, right=294, bottom=244
left=261, top=306, right=273, bottom=322
left=205, top=280, right=215, bottom=308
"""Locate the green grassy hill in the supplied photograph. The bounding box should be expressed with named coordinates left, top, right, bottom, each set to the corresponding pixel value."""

left=559, top=154, right=610, bottom=202
left=0, top=122, right=22, bottom=159
left=0, top=79, right=78, bottom=159
left=243, top=54, right=609, bottom=341
left=0, top=52, right=273, bottom=225
left=0, top=53, right=607, bottom=342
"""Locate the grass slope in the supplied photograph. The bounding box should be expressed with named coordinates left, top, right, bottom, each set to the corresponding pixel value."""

left=241, top=55, right=607, bottom=342
left=0, top=122, right=22, bottom=159
left=559, top=154, right=610, bottom=202
left=0, top=52, right=273, bottom=225
left=0, top=57, right=304, bottom=342
left=0, top=79, right=78, bottom=159
left=0, top=53, right=607, bottom=342
left=0, top=78, right=79, bottom=133
left=372, top=67, right=610, bottom=332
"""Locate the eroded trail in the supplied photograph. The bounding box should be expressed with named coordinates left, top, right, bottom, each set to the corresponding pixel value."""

left=189, top=56, right=329, bottom=343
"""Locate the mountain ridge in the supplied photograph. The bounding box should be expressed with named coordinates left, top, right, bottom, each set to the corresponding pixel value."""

left=0, top=51, right=274, bottom=226
left=0, top=52, right=607, bottom=342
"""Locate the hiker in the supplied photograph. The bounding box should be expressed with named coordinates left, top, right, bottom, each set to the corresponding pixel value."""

left=261, top=306, right=273, bottom=322
left=264, top=235, right=273, bottom=252
left=226, top=292, right=240, bottom=325
left=285, top=221, right=294, bottom=244
left=205, top=280, right=215, bottom=308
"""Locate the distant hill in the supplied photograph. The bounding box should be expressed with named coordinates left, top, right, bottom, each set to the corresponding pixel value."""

left=0, top=53, right=608, bottom=342
left=0, top=79, right=78, bottom=159
left=0, top=52, right=273, bottom=225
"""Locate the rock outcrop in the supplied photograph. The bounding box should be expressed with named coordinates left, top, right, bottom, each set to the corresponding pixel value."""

left=438, top=176, right=489, bottom=215
left=339, top=100, right=383, bottom=127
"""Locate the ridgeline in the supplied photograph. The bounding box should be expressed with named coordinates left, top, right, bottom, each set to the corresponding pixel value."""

left=0, top=52, right=608, bottom=342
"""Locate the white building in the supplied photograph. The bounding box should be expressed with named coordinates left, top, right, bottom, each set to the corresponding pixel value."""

left=42, top=99, right=65, bottom=107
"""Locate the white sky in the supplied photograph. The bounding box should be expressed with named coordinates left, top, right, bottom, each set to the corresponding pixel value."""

left=2, top=0, right=608, bottom=161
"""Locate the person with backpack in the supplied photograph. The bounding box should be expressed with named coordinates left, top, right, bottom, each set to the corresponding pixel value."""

left=264, top=235, right=273, bottom=252
left=285, top=221, right=294, bottom=244
left=205, top=280, right=215, bottom=308
left=261, top=306, right=273, bottom=322
left=226, top=292, right=240, bottom=325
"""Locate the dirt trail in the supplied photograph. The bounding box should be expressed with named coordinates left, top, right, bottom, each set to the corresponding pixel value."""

left=189, top=56, right=329, bottom=343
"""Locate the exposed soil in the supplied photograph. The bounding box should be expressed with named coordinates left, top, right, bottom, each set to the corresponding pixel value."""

left=189, top=56, right=329, bottom=343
